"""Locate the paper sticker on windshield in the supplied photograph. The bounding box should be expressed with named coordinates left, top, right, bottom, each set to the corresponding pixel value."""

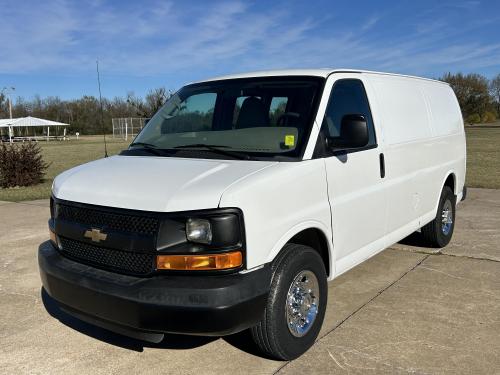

left=285, top=135, right=295, bottom=147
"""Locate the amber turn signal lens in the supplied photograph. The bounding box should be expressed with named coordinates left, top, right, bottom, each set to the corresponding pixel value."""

left=156, top=251, right=243, bottom=271
left=49, top=228, right=57, bottom=245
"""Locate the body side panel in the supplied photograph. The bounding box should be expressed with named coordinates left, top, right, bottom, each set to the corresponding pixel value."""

left=365, top=73, right=466, bottom=243
left=219, top=159, right=333, bottom=275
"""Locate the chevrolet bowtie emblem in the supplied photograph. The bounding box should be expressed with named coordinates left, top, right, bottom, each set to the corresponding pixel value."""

left=84, top=228, right=108, bottom=243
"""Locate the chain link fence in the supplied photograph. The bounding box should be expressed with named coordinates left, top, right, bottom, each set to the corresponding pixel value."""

left=112, top=118, right=149, bottom=140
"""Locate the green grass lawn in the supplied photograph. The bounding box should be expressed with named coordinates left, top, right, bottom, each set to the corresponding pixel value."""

left=465, top=127, right=500, bottom=189
left=0, top=128, right=499, bottom=201
left=0, top=136, right=129, bottom=201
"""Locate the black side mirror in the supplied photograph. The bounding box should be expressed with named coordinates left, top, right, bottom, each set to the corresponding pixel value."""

left=328, top=114, right=369, bottom=150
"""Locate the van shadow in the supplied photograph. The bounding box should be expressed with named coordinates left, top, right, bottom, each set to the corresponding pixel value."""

left=398, top=231, right=434, bottom=248
left=41, top=288, right=262, bottom=356
left=41, top=288, right=215, bottom=352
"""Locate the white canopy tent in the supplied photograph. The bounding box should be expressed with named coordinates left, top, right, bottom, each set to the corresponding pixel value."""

left=0, top=116, right=70, bottom=143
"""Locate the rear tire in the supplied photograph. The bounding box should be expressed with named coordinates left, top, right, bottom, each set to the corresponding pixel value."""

left=251, top=243, right=327, bottom=360
left=421, top=186, right=456, bottom=247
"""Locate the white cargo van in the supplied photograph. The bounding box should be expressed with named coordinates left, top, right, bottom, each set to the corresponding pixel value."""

left=39, top=69, right=466, bottom=360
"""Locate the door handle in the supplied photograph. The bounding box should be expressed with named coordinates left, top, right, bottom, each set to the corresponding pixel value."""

left=379, top=153, right=385, bottom=178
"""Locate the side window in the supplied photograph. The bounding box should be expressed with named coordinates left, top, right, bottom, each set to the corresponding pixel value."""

left=321, top=79, right=376, bottom=146
left=269, top=97, right=288, bottom=125
left=163, top=92, right=217, bottom=133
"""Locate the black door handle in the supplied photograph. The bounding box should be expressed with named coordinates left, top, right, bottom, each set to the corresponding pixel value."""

left=379, top=153, right=385, bottom=178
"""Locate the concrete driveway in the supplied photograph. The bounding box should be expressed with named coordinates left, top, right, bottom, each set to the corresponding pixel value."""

left=1, top=189, right=499, bottom=374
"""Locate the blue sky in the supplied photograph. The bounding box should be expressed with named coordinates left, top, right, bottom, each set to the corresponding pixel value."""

left=1, top=0, right=499, bottom=100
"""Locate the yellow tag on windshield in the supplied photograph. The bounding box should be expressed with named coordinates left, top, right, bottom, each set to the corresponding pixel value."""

left=285, top=135, right=295, bottom=147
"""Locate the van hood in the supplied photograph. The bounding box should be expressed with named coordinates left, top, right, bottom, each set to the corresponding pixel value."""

left=53, top=155, right=276, bottom=212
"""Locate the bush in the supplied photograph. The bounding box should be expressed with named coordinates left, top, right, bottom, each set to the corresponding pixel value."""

left=481, top=111, right=497, bottom=123
left=466, top=113, right=481, bottom=125
left=0, top=142, right=49, bottom=188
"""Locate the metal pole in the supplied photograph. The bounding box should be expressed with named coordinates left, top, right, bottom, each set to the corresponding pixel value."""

left=8, top=94, right=12, bottom=119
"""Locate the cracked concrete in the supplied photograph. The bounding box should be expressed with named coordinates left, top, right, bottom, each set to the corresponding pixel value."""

left=280, top=254, right=500, bottom=374
left=0, top=188, right=499, bottom=374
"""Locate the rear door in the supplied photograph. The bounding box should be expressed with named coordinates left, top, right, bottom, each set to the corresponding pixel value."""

left=314, top=73, right=387, bottom=275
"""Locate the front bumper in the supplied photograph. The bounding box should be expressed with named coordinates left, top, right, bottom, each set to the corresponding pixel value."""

left=39, top=241, right=270, bottom=337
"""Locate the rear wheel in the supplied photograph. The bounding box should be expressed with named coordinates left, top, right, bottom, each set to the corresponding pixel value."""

left=251, top=243, right=327, bottom=360
left=421, top=186, right=456, bottom=247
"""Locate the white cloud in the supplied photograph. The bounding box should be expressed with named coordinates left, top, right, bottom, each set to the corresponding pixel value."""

left=0, top=0, right=498, bottom=81
left=361, top=15, right=380, bottom=32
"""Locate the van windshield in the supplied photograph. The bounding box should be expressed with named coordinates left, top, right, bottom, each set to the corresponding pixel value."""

left=125, top=77, right=324, bottom=161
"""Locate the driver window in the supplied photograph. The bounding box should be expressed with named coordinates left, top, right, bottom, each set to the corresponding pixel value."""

left=322, top=79, right=376, bottom=145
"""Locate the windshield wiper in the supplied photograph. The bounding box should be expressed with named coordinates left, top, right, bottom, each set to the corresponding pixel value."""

left=173, top=144, right=251, bottom=160
left=128, top=142, right=165, bottom=156
left=130, top=141, right=159, bottom=149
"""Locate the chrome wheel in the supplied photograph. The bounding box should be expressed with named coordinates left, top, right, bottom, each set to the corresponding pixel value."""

left=286, top=270, right=320, bottom=337
left=441, top=199, right=453, bottom=235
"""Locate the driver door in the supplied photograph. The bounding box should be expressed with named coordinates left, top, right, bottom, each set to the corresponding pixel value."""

left=317, top=74, right=387, bottom=275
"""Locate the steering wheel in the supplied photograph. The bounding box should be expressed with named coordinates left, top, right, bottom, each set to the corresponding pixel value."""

left=277, top=112, right=300, bottom=126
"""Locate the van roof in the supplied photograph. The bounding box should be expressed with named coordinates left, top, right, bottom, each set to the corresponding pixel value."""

left=193, top=69, right=448, bottom=86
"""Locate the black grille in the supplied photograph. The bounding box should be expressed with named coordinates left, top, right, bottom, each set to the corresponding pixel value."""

left=57, top=204, right=159, bottom=235
left=59, top=237, right=155, bottom=275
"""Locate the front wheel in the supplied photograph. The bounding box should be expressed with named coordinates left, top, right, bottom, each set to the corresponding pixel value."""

left=421, top=186, right=456, bottom=247
left=251, top=243, right=327, bottom=360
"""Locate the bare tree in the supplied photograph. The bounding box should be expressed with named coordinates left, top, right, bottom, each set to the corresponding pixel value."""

left=490, top=74, right=500, bottom=116
left=145, top=87, right=167, bottom=116
left=126, top=87, right=171, bottom=118
left=0, top=93, right=8, bottom=118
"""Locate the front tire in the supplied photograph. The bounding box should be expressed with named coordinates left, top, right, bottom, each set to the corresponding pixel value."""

left=251, top=243, right=327, bottom=360
left=421, top=186, right=456, bottom=247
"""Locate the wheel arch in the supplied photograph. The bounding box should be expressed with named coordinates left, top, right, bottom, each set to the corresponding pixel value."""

left=433, top=171, right=457, bottom=215
left=266, top=222, right=333, bottom=279
left=443, top=172, right=457, bottom=195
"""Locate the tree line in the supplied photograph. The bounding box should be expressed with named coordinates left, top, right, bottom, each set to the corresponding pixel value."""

left=0, top=88, right=171, bottom=135
left=441, top=72, right=500, bottom=124
left=1, top=72, right=499, bottom=134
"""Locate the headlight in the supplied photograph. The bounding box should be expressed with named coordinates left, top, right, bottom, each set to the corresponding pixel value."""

left=186, top=218, right=212, bottom=244
left=157, top=210, right=244, bottom=250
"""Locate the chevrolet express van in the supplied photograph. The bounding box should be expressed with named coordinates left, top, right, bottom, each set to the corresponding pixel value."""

left=39, top=69, right=466, bottom=360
